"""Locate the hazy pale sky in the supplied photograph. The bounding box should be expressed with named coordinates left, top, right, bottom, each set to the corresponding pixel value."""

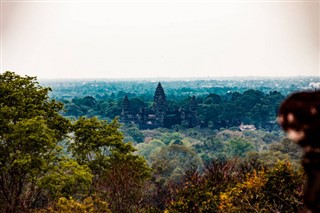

left=1, top=1, right=319, bottom=79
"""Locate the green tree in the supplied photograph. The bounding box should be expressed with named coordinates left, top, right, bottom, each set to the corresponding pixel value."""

left=227, top=137, right=254, bottom=158
left=39, top=159, right=93, bottom=200
left=136, top=139, right=165, bottom=162
left=69, top=117, right=132, bottom=176
left=121, top=124, right=145, bottom=143
left=0, top=71, right=70, bottom=212
left=69, top=116, right=151, bottom=212
left=167, top=160, right=239, bottom=213
left=195, top=136, right=226, bottom=163
left=160, top=132, right=183, bottom=145
left=98, top=151, right=151, bottom=212
left=205, top=93, right=222, bottom=104
left=150, top=144, right=202, bottom=186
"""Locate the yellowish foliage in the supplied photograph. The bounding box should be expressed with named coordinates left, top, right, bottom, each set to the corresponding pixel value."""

left=219, top=169, right=266, bottom=212
left=35, top=196, right=111, bottom=213
left=218, top=161, right=303, bottom=212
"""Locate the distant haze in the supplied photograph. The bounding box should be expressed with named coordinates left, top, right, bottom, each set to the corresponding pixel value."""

left=1, top=1, right=320, bottom=79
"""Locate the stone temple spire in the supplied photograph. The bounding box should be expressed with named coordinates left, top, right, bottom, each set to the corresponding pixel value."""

left=189, top=95, right=198, bottom=128
left=122, top=95, right=131, bottom=122
left=189, top=95, right=197, bottom=112
left=153, top=82, right=167, bottom=127
left=154, top=82, right=167, bottom=108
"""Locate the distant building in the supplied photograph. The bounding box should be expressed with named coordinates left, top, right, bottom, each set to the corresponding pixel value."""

left=239, top=124, right=256, bottom=131
left=121, top=95, right=132, bottom=123
left=121, top=82, right=199, bottom=129
left=188, top=95, right=199, bottom=128
left=153, top=83, right=167, bottom=127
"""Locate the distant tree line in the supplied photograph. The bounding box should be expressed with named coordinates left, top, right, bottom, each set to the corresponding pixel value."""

left=44, top=77, right=316, bottom=100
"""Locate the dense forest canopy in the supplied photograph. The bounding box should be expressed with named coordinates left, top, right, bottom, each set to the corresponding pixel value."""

left=0, top=71, right=312, bottom=212
left=41, top=76, right=320, bottom=131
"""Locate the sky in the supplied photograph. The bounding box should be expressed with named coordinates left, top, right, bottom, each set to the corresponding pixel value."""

left=1, top=0, right=320, bottom=79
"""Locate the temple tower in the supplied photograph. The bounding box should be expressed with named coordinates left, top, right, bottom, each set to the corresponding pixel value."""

left=189, top=95, right=197, bottom=112
left=189, top=95, right=198, bottom=127
left=153, top=83, right=167, bottom=127
left=121, top=95, right=131, bottom=122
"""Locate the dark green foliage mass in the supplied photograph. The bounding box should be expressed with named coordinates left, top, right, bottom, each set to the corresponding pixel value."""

left=70, top=117, right=130, bottom=175
left=0, top=72, right=151, bottom=212
left=121, top=123, right=145, bottom=143
left=0, top=72, right=73, bottom=211
left=69, top=117, right=151, bottom=212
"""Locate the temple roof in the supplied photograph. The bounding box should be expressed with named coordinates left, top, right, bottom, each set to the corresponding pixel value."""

left=122, top=95, right=130, bottom=106
left=154, top=82, right=167, bottom=109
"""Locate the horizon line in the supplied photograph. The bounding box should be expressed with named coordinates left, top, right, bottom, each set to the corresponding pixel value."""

left=38, top=75, right=320, bottom=81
